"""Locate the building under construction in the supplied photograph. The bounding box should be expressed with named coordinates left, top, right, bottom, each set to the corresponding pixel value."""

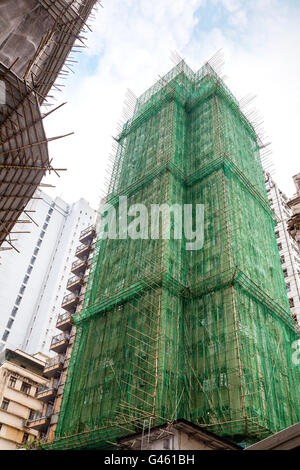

left=0, top=0, right=99, bottom=251
left=288, top=173, right=300, bottom=253
left=44, top=60, right=300, bottom=449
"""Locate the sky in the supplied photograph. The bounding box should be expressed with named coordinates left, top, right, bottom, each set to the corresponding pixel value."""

left=43, top=0, right=300, bottom=209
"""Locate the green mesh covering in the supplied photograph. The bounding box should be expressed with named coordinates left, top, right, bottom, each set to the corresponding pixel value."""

left=43, top=61, right=300, bottom=450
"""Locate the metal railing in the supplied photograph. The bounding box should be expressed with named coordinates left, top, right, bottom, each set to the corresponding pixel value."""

left=44, top=355, right=63, bottom=369
left=51, top=332, right=69, bottom=346
left=57, top=312, right=71, bottom=324
left=62, top=293, right=77, bottom=304
left=80, top=225, right=95, bottom=238
left=26, top=406, right=54, bottom=424
left=37, top=380, right=58, bottom=395
left=76, top=243, right=90, bottom=254
left=71, top=258, right=86, bottom=269
left=67, top=275, right=82, bottom=286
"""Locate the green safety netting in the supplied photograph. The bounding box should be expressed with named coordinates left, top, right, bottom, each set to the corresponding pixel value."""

left=42, top=61, right=300, bottom=450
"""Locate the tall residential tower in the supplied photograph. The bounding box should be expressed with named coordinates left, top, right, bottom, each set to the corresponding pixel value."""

left=45, top=61, right=300, bottom=449
left=0, top=190, right=96, bottom=355
left=265, top=172, right=300, bottom=325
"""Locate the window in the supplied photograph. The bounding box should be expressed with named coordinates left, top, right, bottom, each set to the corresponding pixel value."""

left=286, top=283, right=291, bottom=292
left=289, top=298, right=295, bottom=308
left=33, top=247, right=39, bottom=256
left=280, top=255, right=285, bottom=264
left=283, top=269, right=288, bottom=278
left=1, top=399, right=9, bottom=411
left=30, top=256, right=36, bottom=265
left=9, top=376, right=17, bottom=388
left=203, top=379, right=210, bottom=392
left=19, top=285, right=26, bottom=295
left=275, top=231, right=280, bottom=239
left=48, top=207, right=54, bottom=215
left=21, top=382, right=31, bottom=395
left=2, top=330, right=9, bottom=342
left=220, top=372, right=228, bottom=387
left=6, top=318, right=14, bottom=329
left=22, top=433, right=29, bottom=445
left=37, top=238, right=42, bottom=247
left=15, top=295, right=22, bottom=305
left=43, top=223, right=48, bottom=231
left=27, top=265, right=33, bottom=275
left=23, top=275, right=29, bottom=285
left=46, top=215, right=50, bottom=223
left=163, top=439, right=171, bottom=450
left=28, top=409, right=35, bottom=420
left=278, top=242, right=282, bottom=251
left=40, top=231, right=45, bottom=239
left=11, top=306, right=18, bottom=317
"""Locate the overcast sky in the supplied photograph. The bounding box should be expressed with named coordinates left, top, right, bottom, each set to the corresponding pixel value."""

left=43, top=0, right=300, bottom=209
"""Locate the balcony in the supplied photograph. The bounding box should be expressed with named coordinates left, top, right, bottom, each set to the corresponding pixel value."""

left=36, top=381, right=58, bottom=403
left=56, top=311, right=73, bottom=331
left=61, top=293, right=79, bottom=312
left=79, top=225, right=96, bottom=245
left=75, top=243, right=91, bottom=260
left=71, top=258, right=87, bottom=276
left=43, top=356, right=64, bottom=378
left=66, top=275, right=83, bottom=293
left=50, top=332, right=69, bottom=353
left=25, top=406, right=53, bottom=431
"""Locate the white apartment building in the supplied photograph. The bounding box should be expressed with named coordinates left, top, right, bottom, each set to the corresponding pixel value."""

left=0, top=348, right=48, bottom=450
left=265, top=173, right=300, bottom=324
left=0, top=190, right=96, bottom=355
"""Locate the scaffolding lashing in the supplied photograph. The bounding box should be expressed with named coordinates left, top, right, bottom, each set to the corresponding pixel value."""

left=0, top=64, right=50, bottom=250
left=0, top=1, right=99, bottom=250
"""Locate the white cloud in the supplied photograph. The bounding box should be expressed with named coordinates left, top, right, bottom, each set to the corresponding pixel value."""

left=43, top=0, right=300, bottom=208
left=229, top=9, right=248, bottom=27
left=43, top=0, right=204, bottom=207
left=221, top=0, right=241, bottom=12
